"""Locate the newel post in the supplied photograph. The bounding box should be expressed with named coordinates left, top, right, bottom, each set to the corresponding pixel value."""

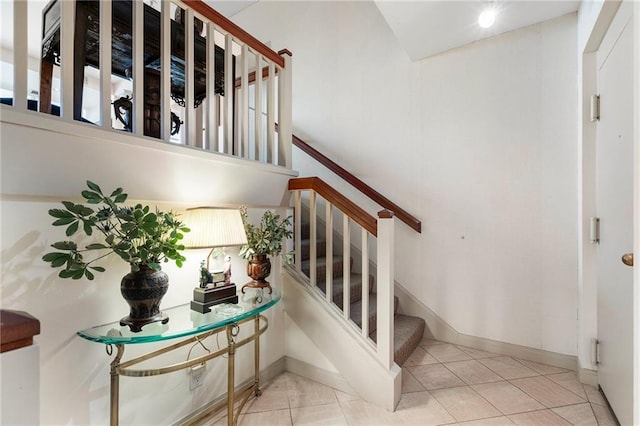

left=277, top=49, right=293, bottom=168
left=376, top=209, right=395, bottom=369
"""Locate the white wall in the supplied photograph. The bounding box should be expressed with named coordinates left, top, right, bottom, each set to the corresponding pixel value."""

left=0, top=112, right=293, bottom=424
left=234, top=2, right=579, bottom=356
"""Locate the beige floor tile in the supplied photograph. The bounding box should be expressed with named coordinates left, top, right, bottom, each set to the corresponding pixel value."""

left=591, top=403, right=618, bottom=426
left=460, top=416, right=515, bottom=425
left=242, top=389, right=290, bottom=414
left=404, top=346, right=440, bottom=366
left=515, top=359, right=568, bottom=375
left=290, top=402, right=348, bottom=425
left=286, top=374, right=338, bottom=408
left=236, top=408, right=293, bottom=426
left=431, top=386, right=501, bottom=422
left=334, top=389, right=359, bottom=403
left=546, top=372, right=587, bottom=399
left=471, top=381, right=544, bottom=415
left=396, top=390, right=456, bottom=425
left=509, top=376, right=585, bottom=408
left=582, top=384, right=607, bottom=406
left=264, top=372, right=290, bottom=392
left=478, top=357, right=539, bottom=380
left=408, top=364, right=466, bottom=390
left=339, top=399, right=404, bottom=425
left=427, top=344, right=474, bottom=362
left=444, top=360, right=503, bottom=385
left=508, top=409, right=572, bottom=425
left=420, top=338, right=448, bottom=348
left=402, top=368, right=426, bottom=394
left=457, top=346, right=502, bottom=359
left=552, top=403, right=598, bottom=425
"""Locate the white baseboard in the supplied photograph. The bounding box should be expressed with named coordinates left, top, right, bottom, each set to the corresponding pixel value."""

left=284, top=355, right=357, bottom=396
left=394, top=283, right=579, bottom=372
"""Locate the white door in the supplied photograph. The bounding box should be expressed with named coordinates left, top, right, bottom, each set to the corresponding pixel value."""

left=596, top=4, right=635, bottom=425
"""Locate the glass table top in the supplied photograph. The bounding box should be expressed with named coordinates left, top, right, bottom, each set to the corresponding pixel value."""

left=77, top=288, right=280, bottom=345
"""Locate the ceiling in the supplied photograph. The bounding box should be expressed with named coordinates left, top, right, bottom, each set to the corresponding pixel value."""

left=206, top=0, right=580, bottom=62
left=373, top=1, right=580, bottom=61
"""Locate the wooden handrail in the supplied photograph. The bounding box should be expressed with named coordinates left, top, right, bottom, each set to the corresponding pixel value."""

left=291, top=134, right=422, bottom=233
left=183, top=0, right=285, bottom=68
left=289, top=177, right=378, bottom=237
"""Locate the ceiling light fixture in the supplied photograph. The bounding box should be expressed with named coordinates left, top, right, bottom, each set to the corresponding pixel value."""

left=478, top=5, right=497, bottom=28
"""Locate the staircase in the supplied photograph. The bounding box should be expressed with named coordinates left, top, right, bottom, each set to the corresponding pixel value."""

left=299, top=221, right=425, bottom=367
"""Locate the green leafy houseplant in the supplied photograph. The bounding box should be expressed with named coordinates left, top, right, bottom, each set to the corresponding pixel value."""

left=238, top=206, right=293, bottom=260
left=43, top=181, right=190, bottom=280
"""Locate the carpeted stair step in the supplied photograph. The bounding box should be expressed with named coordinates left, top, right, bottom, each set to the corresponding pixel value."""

left=316, top=273, right=373, bottom=307
left=299, top=238, right=327, bottom=261
left=300, top=255, right=350, bottom=282
left=369, top=314, right=426, bottom=366
left=350, top=294, right=399, bottom=335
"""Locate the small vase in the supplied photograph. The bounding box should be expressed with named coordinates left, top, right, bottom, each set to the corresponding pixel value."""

left=242, top=254, right=272, bottom=294
left=120, top=265, right=169, bottom=332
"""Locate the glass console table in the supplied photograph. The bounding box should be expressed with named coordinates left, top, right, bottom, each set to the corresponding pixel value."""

left=78, top=288, right=280, bottom=426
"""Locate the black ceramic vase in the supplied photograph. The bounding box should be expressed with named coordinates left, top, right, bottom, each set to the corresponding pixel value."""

left=120, top=265, right=170, bottom=332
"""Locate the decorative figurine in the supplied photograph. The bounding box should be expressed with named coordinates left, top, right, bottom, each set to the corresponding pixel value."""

left=223, top=255, right=232, bottom=285
left=199, top=260, right=213, bottom=288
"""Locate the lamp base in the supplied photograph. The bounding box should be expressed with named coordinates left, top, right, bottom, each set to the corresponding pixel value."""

left=190, top=284, right=238, bottom=313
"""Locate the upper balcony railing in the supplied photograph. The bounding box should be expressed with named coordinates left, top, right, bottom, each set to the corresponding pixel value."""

left=3, top=0, right=292, bottom=168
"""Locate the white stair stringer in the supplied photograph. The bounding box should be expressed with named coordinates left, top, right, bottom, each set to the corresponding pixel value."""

left=283, top=267, right=402, bottom=411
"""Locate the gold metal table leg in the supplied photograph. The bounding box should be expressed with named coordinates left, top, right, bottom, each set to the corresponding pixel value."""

left=254, top=316, right=261, bottom=397
left=109, top=344, right=125, bottom=426
left=227, top=324, right=238, bottom=426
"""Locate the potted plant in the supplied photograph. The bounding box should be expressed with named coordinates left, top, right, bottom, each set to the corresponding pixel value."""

left=238, top=206, right=292, bottom=294
left=42, top=181, right=190, bottom=332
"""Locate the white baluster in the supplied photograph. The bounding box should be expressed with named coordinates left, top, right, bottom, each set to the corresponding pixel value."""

left=361, top=229, right=369, bottom=339
left=223, top=33, right=234, bottom=155
left=294, top=191, right=302, bottom=274
left=326, top=202, right=334, bottom=304
left=160, top=0, right=171, bottom=141
left=254, top=55, right=263, bottom=162
left=206, top=22, right=218, bottom=151
left=12, top=0, right=27, bottom=112
left=343, top=214, right=351, bottom=320
left=132, top=0, right=144, bottom=135
left=99, top=0, right=112, bottom=129
left=309, top=192, right=317, bottom=287
left=266, top=62, right=276, bottom=164
left=60, top=0, right=74, bottom=121
left=240, top=44, right=249, bottom=158
left=185, top=8, right=196, bottom=146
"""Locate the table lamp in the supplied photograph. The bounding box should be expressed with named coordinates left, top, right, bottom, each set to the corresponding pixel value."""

left=183, top=207, right=248, bottom=313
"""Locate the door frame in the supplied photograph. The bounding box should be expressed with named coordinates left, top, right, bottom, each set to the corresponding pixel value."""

left=577, top=0, right=639, bottom=423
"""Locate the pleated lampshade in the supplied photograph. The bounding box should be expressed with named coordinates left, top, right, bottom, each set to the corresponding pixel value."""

left=182, top=207, right=248, bottom=249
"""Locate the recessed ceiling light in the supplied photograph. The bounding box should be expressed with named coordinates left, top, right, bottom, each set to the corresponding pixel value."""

left=478, top=7, right=497, bottom=28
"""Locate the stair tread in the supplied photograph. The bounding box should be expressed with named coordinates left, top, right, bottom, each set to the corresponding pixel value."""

left=369, top=314, right=426, bottom=366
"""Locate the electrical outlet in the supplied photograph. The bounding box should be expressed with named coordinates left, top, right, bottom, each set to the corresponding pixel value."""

left=190, top=363, right=205, bottom=390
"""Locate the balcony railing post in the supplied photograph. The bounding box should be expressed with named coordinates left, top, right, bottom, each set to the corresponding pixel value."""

left=99, top=0, right=113, bottom=129
left=13, top=0, right=28, bottom=112
left=277, top=50, right=293, bottom=168
left=60, top=0, right=75, bottom=121
left=376, top=210, right=395, bottom=369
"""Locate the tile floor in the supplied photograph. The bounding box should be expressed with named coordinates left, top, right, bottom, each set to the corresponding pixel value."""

left=200, top=338, right=619, bottom=425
